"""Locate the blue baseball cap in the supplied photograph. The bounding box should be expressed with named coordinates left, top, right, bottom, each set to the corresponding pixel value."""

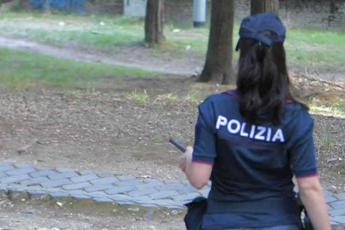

left=236, top=12, right=286, bottom=50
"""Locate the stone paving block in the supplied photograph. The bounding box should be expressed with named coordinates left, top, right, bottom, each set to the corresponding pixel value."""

left=44, top=188, right=65, bottom=193
left=0, top=172, right=7, bottom=179
left=176, top=183, right=198, bottom=194
left=128, top=188, right=158, bottom=197
left=325, top=190, right=335, bottom=197
left=49, top=191, right=70, bottom=198
left=69, top=190, right=90, bottom=199
left=150, top=191, right=179, bottom=200
left=172, top=200, right=185, bottom=207
left=34, top=166, right=51, bottom=170
left=104, top=186, right=136, bottom=195
left=79, top=170, right=96, bottom=175
left=115, top=180, right=142, bottom=187
left=5, top=167, right=36, bottom=177
left=84, top=183, right=114, bottom=192
left=165, top=204, right=184, bottom=209
left=117, top=175, right=136, bottom=181
left=330, top=201, right=345, bottom=209
left=88, top=191, right=107, bottom=197
left=138, top=180, right=165, bottom=191
left=19, top=177, right=49, bottom=186
left=13, top=163, right=33, bottom=169
left=97, top=172, right=114, bottom=178
left=139, top=203, right=159, bottom=208
left=131, top=196, right=153, bottom=204
left=70, top=174, right=99, bottom=183
left=335, top=193, right=345, bottom=200
left=7, top=186, right=28, bottom=193
left=329, top=207, right=345, bottom=216
left=147, top=180, right=165, bottom=187
left=326, top=195, right=338, bottom=203
left=63, top=182, right=91, bottom=190
left=26, top=188, right=48, bottom=197
left=328, top=204, right=335, bottom=211
left=41, top=178, right=72, bottom=188
left=136, top=182, right=162, bottom=190
left=94, top=196, right=113, bottom=203
left=199, top=187, right=210, bottom=197
left=90, top=177, right=118, bottom=185
left=48, top=171, right=78, bottom=180
left=149, top=199, right=177, bottom=207
left=56, top=168, right=78, bottom=173
left=0, top=164, right=15, bottom=173
left=143, top=178, right=162, bottom=184
left=0, top=161, right=14, bottom=167
left=30, top=169, right=57, bottom=178
left=173, top=192, right=201, bottom=203
left=0, top=174, right=30, bottom=184
left=109, top=194, right=133, bottom=203
left=116, top=200, right=137, bottom=205
left=330, top=216, right=345, bottom=224
left=24, top=185, right=42, bottom=190
left=163, top=182, right=187, bottom=190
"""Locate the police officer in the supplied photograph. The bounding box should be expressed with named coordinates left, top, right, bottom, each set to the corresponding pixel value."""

left=179, top=13, right=331, bottom=230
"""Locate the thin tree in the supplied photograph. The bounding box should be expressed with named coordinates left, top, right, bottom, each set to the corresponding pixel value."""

left=199, top=0, right=234, bottom=84
left=145, top=0, right=164, bottom=47
left=251, top=0, right=279, bottom=15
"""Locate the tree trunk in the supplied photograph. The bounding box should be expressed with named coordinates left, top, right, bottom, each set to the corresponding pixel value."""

left=145, top=0, right=164, bottom=47
left=250, top=0, right=279, bottom=15
left=199, top=0, right=234, bottom=84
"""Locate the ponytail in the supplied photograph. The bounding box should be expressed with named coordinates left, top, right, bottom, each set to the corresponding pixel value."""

left=236, top=38, right=292, bottom=125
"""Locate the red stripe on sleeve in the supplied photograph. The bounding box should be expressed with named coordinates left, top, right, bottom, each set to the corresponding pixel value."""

left=192, top=160, right=214, bottom=166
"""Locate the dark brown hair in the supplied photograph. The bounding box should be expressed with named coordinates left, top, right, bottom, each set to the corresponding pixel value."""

left=236, top=38, right=303, bottom=125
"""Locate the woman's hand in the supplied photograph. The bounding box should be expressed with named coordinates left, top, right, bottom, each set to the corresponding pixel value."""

left=178, top=146, right=212, bottom=189
left=178, top=146, right=193, bottom=173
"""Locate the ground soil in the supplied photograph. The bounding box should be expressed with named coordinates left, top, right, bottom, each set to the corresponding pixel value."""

left=0, top=34, right=344, bottom=229
left=0, top=75, right=344, bottom=189
left=0, top=191, right=184, bottom=229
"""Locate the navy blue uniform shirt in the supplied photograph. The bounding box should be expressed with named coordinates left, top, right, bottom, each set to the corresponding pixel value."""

left=192, top=90, right=317, bottom=229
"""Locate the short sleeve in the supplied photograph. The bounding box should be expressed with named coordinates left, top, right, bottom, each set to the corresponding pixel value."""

left=288, top=111, right=317, bottom=177
left=192, top=99, right=217, bottom=165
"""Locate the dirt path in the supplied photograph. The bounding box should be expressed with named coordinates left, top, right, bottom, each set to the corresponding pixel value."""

left=0, top=36, right=202, bottom=76
left=1, top=35, right=344, bottom=83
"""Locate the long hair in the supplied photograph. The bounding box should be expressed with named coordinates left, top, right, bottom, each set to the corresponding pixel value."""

left=236, top=38, right=300, bottom=125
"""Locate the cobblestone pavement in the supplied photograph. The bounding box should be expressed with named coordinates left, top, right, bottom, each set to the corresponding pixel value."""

left=0, top=161, right=344, bottom=226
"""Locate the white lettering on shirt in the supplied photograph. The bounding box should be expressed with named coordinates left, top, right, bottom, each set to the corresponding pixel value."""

left=249, top=125, right=256, bottom=138
left=255, top=126, right=266, bottom=140
left=228, top=119, right=241, bottom=134
left=266, top=128, right=272, bottom=142
left=215, top=115, right=285, bottom=143
left=271, top=129, right=285, bottom=142
left=216, top=115, right=228, bottom=129
left=240, top=122, right=249, bottom=137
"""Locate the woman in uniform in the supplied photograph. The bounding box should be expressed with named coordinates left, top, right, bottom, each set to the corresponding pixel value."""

left=178, top=12, right=330, bottom=230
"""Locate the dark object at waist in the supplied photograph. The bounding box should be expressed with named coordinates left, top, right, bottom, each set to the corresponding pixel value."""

left=207, top=197, right=298, bottom=214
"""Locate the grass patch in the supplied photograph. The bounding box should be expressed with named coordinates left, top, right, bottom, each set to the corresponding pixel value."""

left=308, top=97, right=345, bottom=118
left=0, top=12, right=344, bottom=73
left=287, top=28, right=345, bottom=46
left=0, top=11, right=144, bottom=52
left=0, top=47, right=158, bottom=88
left=125, top=89, right=148, bottom=103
